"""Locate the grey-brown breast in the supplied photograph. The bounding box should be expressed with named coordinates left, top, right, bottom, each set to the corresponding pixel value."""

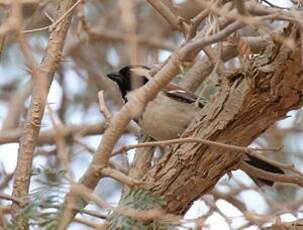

left=139, top=92, right=201, bottom=140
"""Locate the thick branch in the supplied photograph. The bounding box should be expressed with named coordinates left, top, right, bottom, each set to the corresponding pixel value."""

left=61, top=15, right=246, bottom=226
left=143, top=24, right=302, bottom=214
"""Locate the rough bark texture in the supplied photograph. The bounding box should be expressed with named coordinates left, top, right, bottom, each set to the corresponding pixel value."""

left=11, top=0, right=76, bottom=221
left=143, top=24, right=303, bottom=215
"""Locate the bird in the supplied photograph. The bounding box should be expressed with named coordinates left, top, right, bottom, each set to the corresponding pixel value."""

left=107, top=65, right=205, bottom=141
left=107, top=65, right=284, bottom=186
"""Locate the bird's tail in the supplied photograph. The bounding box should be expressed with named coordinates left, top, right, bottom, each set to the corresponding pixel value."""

left=245, top=155, right=284, bottom=186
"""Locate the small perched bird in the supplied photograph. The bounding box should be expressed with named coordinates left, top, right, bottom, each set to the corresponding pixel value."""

left=107, top=65, right=205, bottom=141
left=107, top=65, right=284, bottom=186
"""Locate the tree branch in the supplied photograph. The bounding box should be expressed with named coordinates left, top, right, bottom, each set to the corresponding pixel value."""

left=143, top=23, right=302, bottom=214
left=11, top=0, right=76, bottom=221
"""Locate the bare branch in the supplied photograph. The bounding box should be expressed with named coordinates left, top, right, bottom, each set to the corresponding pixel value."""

left=98, top=90, right=112, bottom=122
left=12, top=0, right=77, bottom=220
left=146, top=0, right=186, bottom=32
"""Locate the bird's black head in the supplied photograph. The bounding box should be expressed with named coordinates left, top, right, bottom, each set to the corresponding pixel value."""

left=107, top=68, right=131, bottom=100
left=107, top=65, right=150, bottom=101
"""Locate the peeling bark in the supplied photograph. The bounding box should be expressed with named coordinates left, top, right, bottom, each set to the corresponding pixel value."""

left=143, top=24, right=302, bottom=215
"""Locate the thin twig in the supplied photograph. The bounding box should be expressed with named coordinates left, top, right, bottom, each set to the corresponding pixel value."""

left=0, top=122, right=106, bottom=144
left=0, top=192, right=22, bottom=204
left=146, top=0, right=187, bottom=33
left=101, top=167, right=142, bottom=187
left=112, top=137, right=253, bottom=156
left=22, top=0, right=83, bottom=34
left=49, top=0, right=83, bottom=31
left=47, top=105, right=75, bottom=181
left=186, top=9, right=209, bottom=40
left=98, top=91, right=112, bottom=122
left=240, top=162, right=303, bottom=187
left=196, top=0, right=296, bottom=49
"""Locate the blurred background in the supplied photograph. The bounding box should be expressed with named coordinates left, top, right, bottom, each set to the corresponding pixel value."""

left=0, top=0, right=302, bottom=229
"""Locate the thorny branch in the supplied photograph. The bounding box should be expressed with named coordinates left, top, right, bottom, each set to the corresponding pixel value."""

left=1, top=0, right=303, bottom=229
left=11, top=0, right=77, bottom=222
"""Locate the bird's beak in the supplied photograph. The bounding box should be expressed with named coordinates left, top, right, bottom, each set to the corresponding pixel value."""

left=107, top=72, right=120, bottom=80
left=107, top=72, right=123, bottom=85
